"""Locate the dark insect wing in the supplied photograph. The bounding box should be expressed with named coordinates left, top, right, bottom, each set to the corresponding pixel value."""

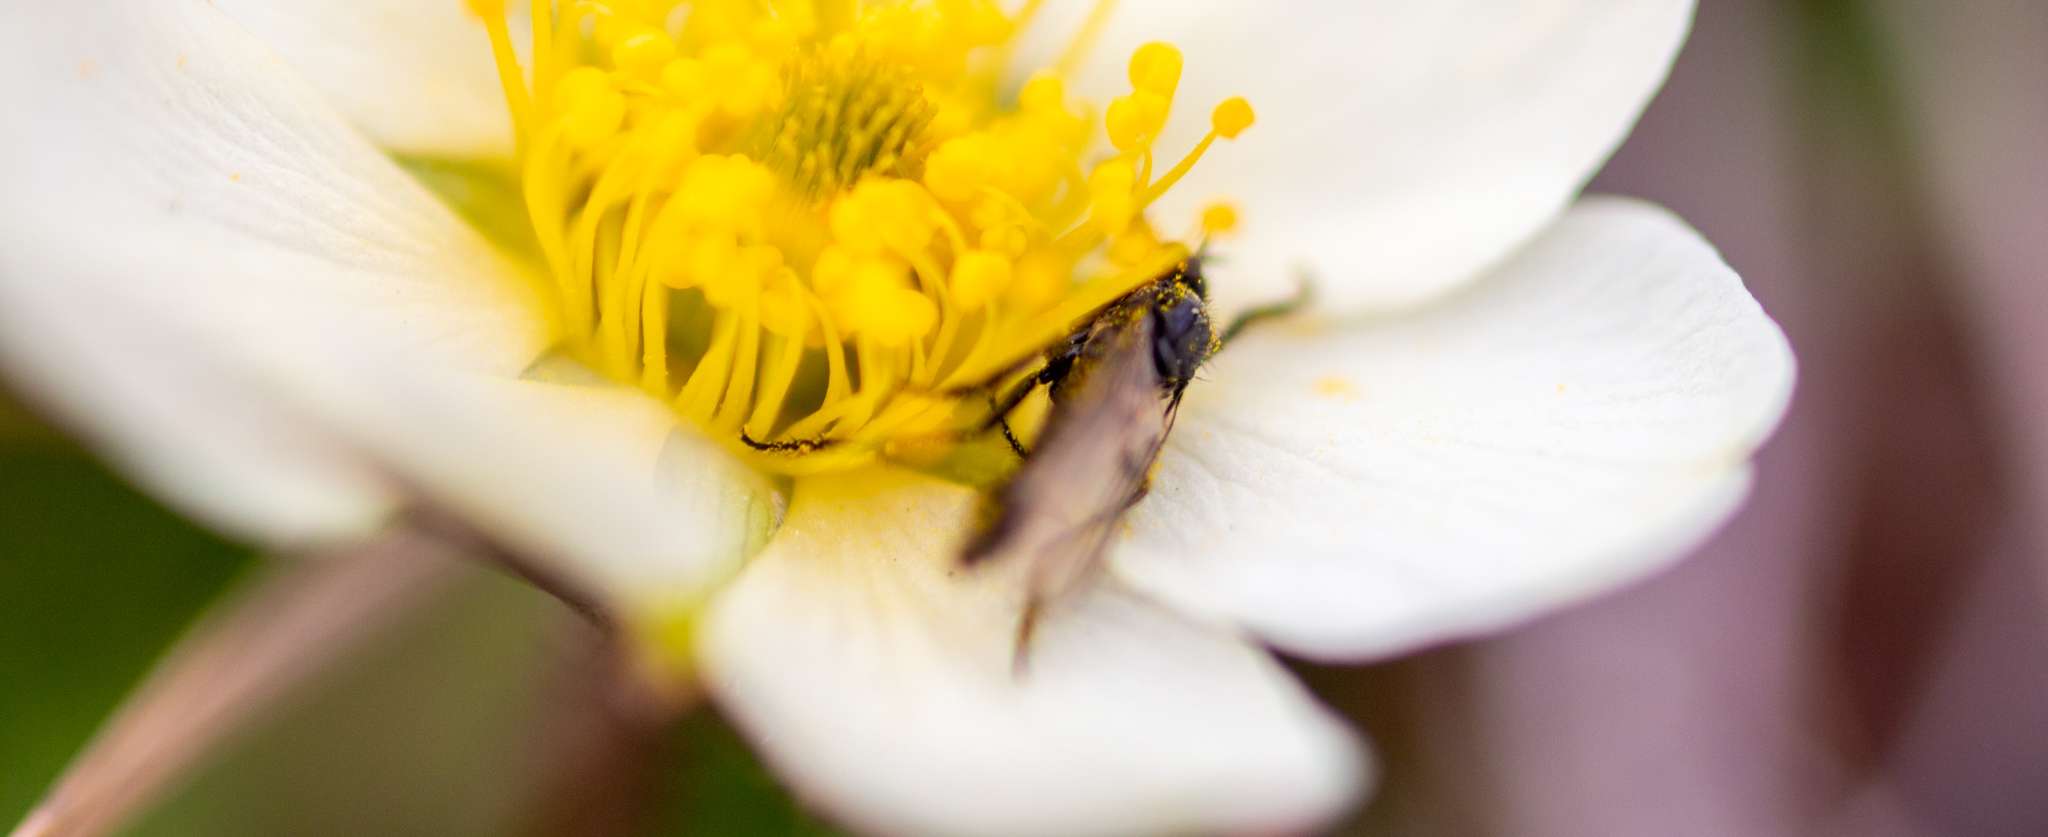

left=962, top=314, right=1178, bottom=655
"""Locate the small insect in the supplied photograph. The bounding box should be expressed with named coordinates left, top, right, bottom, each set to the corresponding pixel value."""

left=960, top=255, right=1306, bottom=667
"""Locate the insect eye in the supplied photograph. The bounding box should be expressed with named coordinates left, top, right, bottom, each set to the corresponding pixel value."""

left=1152, top=297, right=1213, bottom=384
left=1158, top=298, right=1204, bottom=340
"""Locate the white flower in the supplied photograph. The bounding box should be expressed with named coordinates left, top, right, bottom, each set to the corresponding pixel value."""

left=0, top=2, right=1793, bottom=836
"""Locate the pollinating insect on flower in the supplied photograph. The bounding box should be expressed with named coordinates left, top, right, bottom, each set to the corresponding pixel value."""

left=0, top=1, right=1794, bottom=835
left=470, top=0, right=1259, bottom=482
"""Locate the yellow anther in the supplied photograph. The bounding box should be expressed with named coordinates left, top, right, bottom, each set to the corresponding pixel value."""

left=837, top=258, right=937, bottom=345
left=553, top=67, right=626, bottom=148
left=1110, top=225, right=1164, bottom=266
left=1010, top=249, right=1073, bottom=311
left=923, top=135, right=995, bottom=202
left=612, top=29, right=677, bottom=76
left=759, top=270, right=813, bottom=338
left=830, top=192, right=887, bottom=255
left=832, top=179, right=939, bottom=257
left=659, top=57, right=708, bottom=99
left=745, top=245, right=785, bottom=276
left=1106, top=90, right=1170, bottom=152
left=703, top=44, right=778, bottom=119
left=1211, top=97, right=1255, bottom=139
left=675, top=155, right=776, bottom=229
left=1128, top=42, right=1183, bottom=97
left=644, top=110, right=700, bottom=159
left=811, top=245, right=859, bottom=298
left=873, top=180, right=941, bottom=255
left=684, top=232, right=739, bottom=290
left=950, top=249, right=1013, bottom=311
left=927, top=101, right=978, bottom=142
left=1019, top=74, right=1066, bottom=112
left=968, top=197, right=1011, bottom=233
left=552, top=67, right=606, bottom=105
left=979, top=223, right=1029, bottom=259
left=865, top=286, right=939, bottom=345
left=589, top=13, right=639, bottom=49
left=1201, top=202, right=1241, bottom=236
left=940, top=0, right=1013, bottom=45
left=751, top=6, right=817, bottom=51
left=708, top=244, right=780, bottom=307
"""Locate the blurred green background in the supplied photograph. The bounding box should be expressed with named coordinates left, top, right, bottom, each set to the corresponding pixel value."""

left=0, top=406, right=840, bottom=837
left=0, top=427, right=251, bottom=826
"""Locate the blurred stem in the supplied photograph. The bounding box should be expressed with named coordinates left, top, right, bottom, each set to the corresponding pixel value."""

left=10, top=533, right=465, bottom=837
left=9, top=515, right=704, bottom=837
left=1791, top=0, right=1917, bottom=147
left=517, top=641, right=693, bottom=837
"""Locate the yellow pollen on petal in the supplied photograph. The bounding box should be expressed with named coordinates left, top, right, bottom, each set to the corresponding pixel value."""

left=472, top=0, right=1258, bottom=474
left=1314, top=375, right=1360, bottom=402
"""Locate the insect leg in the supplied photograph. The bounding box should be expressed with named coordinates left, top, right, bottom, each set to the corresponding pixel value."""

left=972, top=336, right=1086, bottom=457
left=738, top=429, right=840, bottom=454
left=979, top=373, right=1042, bottom=431
left=997, top=418, right=1029, bottom=458
left=1218, top=279, right=1314, bottom=347
left=977, top=373, right=1046, bottom=458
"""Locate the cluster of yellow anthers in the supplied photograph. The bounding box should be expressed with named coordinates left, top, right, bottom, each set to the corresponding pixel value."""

left=470, top=0, right=1252, bottom=474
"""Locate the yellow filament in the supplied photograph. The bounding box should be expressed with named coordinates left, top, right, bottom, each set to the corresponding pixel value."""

left=469, top=1, right=530, bottom=142
left=1140, top=98, right=1255, bottom=207
left=745, top=334, right=807, bottom=437
left=640, top=275, right=669, bottom=391
left=1055, top=0, right=1120, bottom=79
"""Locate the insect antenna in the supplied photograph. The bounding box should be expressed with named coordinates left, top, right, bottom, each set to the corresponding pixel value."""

left=1217, top=277, right=1315, bottom=347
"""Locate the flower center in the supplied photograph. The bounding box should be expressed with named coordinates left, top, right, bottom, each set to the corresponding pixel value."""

left=756, top=46, right=934, bottom=198
left=471, top=0, right=1251, bottom=475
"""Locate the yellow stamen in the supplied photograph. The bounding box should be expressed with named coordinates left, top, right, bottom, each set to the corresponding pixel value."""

left=474, top=0, right=1254, bottom=474
left=1140, top=97, right=1255, bottom=207
left=1200, top=201, right=1241, bottom=238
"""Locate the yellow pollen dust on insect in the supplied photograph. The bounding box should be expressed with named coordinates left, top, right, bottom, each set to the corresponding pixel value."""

left=469, top=0, right=1254, bottom=475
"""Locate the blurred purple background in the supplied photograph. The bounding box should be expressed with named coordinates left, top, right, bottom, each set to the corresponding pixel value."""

left=1331, top=2, right=2048, bottom=834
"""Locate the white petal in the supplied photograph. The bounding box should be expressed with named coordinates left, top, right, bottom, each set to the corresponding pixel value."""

left=1112, top=198, right=1795, bottom=661
left=699, top=468, right=1366, bottom=837
left=214, top=0, right=519, bottom=158
left=0, top=1, right=777, bottom=607
left=297, top=366, right=782, bottom=604
left=1026, top=0, right=1693, bottom=314
left=0, top=291, right=397, bottom=543
left=0, top=2, right=542, bottom=543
